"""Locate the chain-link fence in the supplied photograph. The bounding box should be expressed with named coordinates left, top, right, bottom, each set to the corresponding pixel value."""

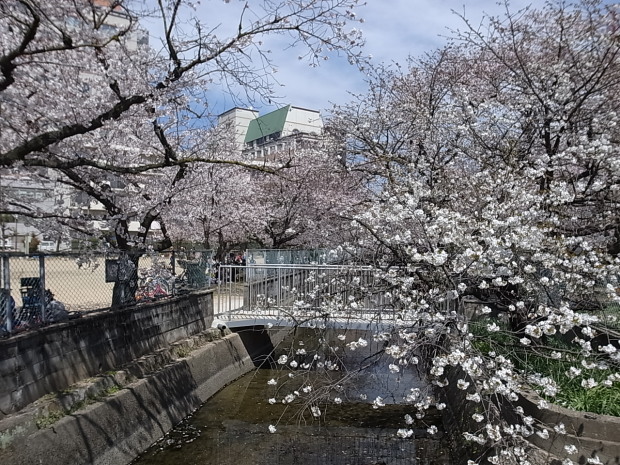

left=0, top=250, right=219, bottom=334
left=0, top=248, right=357, bottom=335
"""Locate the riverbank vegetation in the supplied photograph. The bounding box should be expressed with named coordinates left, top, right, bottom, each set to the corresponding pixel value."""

left=471, top=319, right=620, bottom=417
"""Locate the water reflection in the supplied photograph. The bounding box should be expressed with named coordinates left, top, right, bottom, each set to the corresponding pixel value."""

left=133, top=369, right=452, bottom=465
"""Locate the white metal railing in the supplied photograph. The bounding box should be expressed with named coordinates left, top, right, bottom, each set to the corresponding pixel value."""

left=214, top=264, right=409, bottom=325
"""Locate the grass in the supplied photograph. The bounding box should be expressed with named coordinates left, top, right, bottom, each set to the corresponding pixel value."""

left=35, top=410, right=65, bottom=429
left=100, top=385, right=121, bottom=397
left=35, top=383, right=123, bottom=429
left=562, top=384, right=620, bottom=415
left=592, top=304, right=620, bottom=331
left=470, top=319, right=620, bottom=417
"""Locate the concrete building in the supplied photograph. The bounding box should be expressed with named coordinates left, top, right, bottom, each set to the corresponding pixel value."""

left=218, top=105, right=324, bottom=160
left=0, top=173, right=72, bottom=252
left=217, top=107, right=260, bottom=152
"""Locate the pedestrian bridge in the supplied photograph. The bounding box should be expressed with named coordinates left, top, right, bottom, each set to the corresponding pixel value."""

left=212, top=264, right=452, bottom=329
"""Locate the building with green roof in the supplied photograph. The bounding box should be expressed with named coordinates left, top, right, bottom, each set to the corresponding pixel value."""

left=219, top=105, right=324, bottom=159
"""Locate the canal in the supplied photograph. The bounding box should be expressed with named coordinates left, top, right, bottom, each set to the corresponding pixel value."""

left=132, top=326, right=453, bottom=465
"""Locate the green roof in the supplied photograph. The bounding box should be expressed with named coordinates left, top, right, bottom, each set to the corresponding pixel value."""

left=244, top=105, right=290, bottom=144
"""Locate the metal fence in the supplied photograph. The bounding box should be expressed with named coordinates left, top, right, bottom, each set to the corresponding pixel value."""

left=2, top=249, right=439, bottom=334
left=215, top=264, right=417, bottom=325
left=0, top=248, right=348, bottom=335
left=245, top=248, right=342, bottom=265
left=0, top=250, right=217, bottom=334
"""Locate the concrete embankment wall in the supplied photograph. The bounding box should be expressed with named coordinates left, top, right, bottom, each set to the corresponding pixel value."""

left=516, top=389, right=620, bottom=465
left=0, top=332, right=254, bottom=465
left=0, top=289, right=258, bottom=464
left=438, top=365, right=620, bottom=465
left=0, top=290, right=214, bottom=418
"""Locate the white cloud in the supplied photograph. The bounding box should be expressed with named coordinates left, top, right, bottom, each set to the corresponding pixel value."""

left=141, top=0, right=571, bottom=115
left=248, top=0, right=535, bottom=113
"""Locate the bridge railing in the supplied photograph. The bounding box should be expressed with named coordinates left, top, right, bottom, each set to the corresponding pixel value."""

left=215, top=264, right=408, bottom=324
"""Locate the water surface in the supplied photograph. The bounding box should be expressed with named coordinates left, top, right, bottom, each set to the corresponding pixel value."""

left=133, top=368, right=452, bottom=465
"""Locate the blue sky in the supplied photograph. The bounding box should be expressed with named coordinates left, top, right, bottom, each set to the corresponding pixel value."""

left=145, top=1, right=536, bottom=117
left=262, top=0, right=536, bottom=113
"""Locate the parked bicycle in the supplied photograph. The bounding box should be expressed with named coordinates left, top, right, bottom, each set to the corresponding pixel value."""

left=136, top=266, right=174, bottom=302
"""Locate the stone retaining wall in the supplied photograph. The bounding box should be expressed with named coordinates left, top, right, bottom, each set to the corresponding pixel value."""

left=516, top=390, right=620, bottom=465
left=0, top=290, right=214, bottom=418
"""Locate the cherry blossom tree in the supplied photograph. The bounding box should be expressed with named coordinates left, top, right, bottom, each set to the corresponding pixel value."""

left=265, top=2, right=620, bottom=463
left=0, top=0, right=365, bottom=304
left=164, top=142, right=367, bottom=258
left=0, top=0, right=365, bottom=171
left=163, top=157, right=258, bottom=258
left=246, top=146, right=366, bottom=249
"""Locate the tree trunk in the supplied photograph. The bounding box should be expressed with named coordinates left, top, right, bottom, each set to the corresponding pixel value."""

left=111, top=252, right=139, bottom=308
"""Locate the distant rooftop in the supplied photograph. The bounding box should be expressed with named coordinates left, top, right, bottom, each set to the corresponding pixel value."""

left=243, top=106, right=322, bottom=145
left=244, top=105, right=291, bottom=144
left=218, top=107, right=258, bottom=118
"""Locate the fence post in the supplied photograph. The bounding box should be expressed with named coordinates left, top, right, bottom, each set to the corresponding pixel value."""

left=39, top=254, right=46, bottom=322
left=2, top=255, right=13, bottom=333
left=277, top=265, right=282, bottom=307
left=244, top=265, right=251, bottom=312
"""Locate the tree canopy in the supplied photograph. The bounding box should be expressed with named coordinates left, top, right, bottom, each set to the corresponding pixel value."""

left=0, top=0, right=365, bottom=251
left=264, top=1, right=620, bottom=462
